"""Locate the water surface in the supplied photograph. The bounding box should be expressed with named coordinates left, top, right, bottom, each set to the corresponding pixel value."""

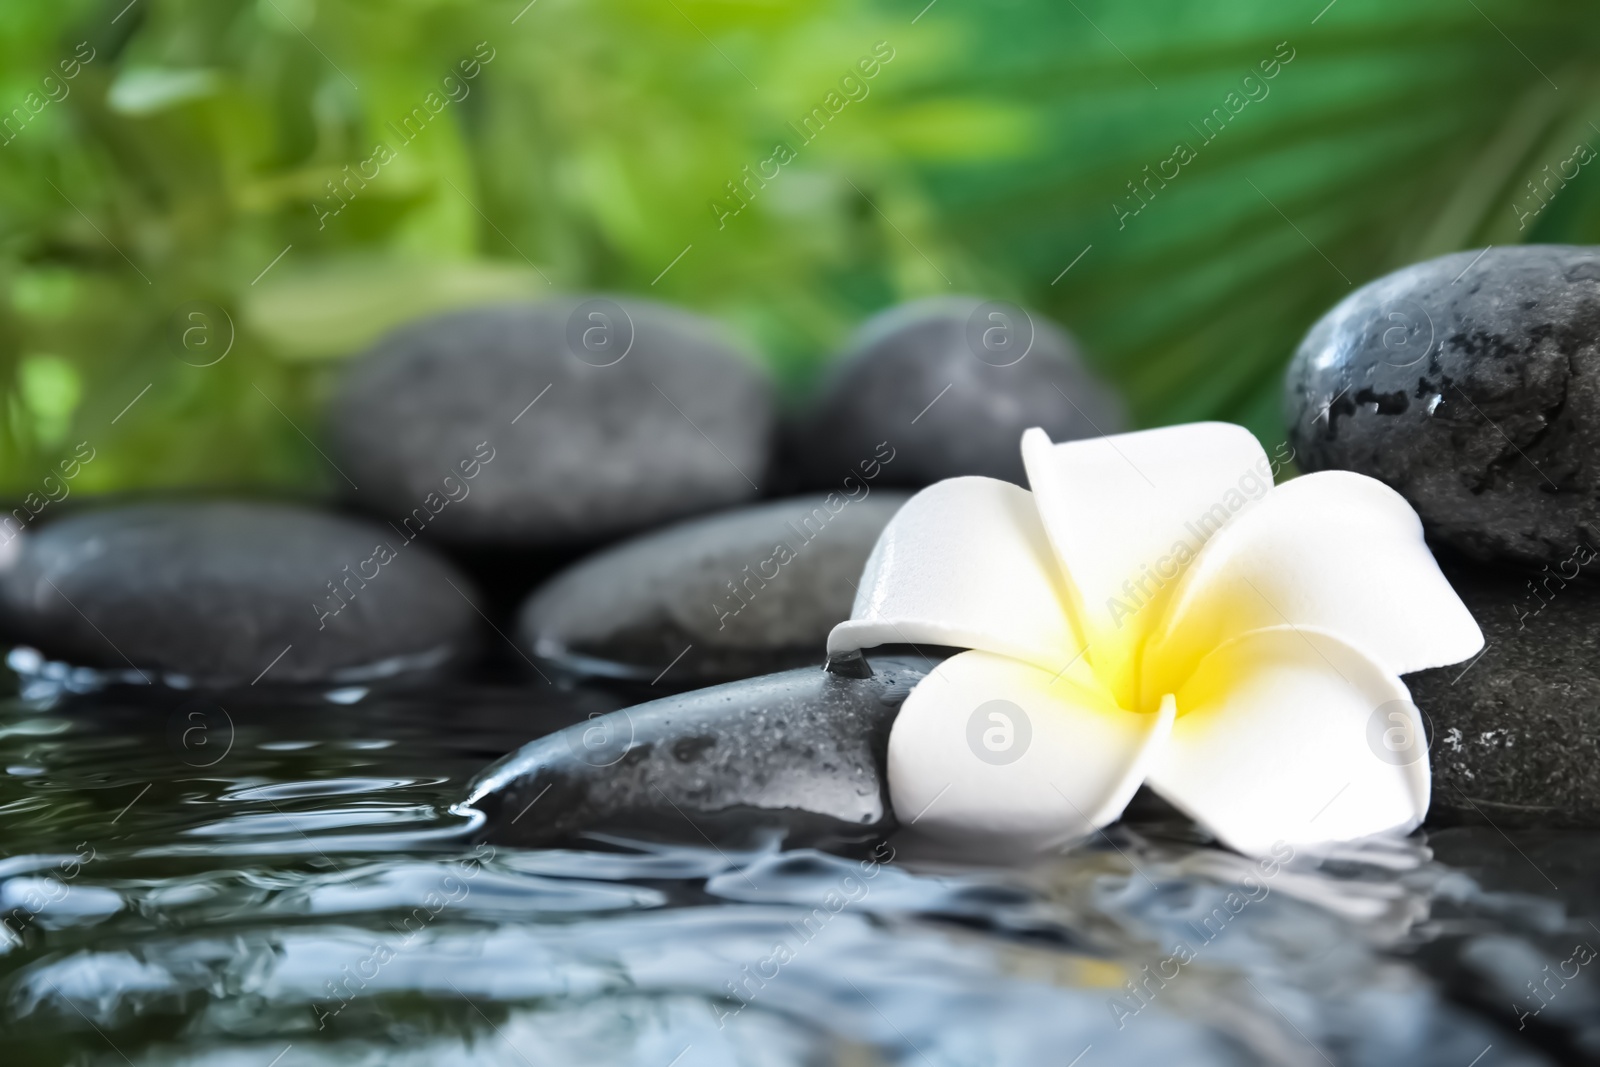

left=1, top=671, right=1596, bottom=1065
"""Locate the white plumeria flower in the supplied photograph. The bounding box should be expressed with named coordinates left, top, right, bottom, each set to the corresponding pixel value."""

left=827, top=423, right=1484, bottom=857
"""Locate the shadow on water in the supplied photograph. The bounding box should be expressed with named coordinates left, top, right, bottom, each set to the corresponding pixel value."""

left=0, top=669, right=1596, bottom=1066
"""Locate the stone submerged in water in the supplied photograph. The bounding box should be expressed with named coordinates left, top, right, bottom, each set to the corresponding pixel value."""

left=517, top=491, right=911, bottom=685
left=1407, top=555, right=1600, bottom=829
left=1285, top=245, right=1600, bottom=568
left=463, top=648, right=952, bottom=847
left=0, top=501, right=481, bottom=686
left=784, top=296, right=1125, bottom=490
left=329, top=298, right=775, bottom=547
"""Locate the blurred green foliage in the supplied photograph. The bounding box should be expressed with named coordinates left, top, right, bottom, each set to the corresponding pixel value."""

left=1, top=0, right=1598, bottom=494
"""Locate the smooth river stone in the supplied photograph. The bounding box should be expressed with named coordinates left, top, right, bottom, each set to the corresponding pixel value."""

left=785, top=296, right=1125, bottom=490
left=1286, top=245, right=1600, bottom=568
left=517, top=491, right=911, bottom=685
left=1406, top=556, right=1600, bottom=828
left=329, top=298, right=774, bottom=547
left=0, top=501, right=481, bottom=686
left=464, top=648, right=952, bottom=847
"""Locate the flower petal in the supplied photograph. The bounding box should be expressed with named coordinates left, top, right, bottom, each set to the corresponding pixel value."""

left=1020, top=423, right=1271, bottom=706
left=887, top=649, right=1172, bottom=848
left=1143, top=471, right=1483, bottom=698
left=827, top=476, right=1085, bottom=674
left=1147, top=626, right=1429, bottom=857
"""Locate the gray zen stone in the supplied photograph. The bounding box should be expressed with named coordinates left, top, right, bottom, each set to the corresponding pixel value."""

left=1407, top=556, right=1600, bottom=829
left=517, top=491, right=911, bottom=685
left=786, top=295, right=1125, bottom=489
left=463, top=648, right=951, bottom=847
left=329, top=298, right=774, bottom=547
left=0, top=501, right=481, bottom=685
left=1285, top=245, right=1600, bottom=568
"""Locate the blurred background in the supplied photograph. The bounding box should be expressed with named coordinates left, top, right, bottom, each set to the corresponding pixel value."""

left=2, top=0, right=1599, bottom=496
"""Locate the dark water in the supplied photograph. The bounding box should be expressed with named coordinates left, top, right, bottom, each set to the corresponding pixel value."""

left=1, top=662, right=1597, bottom=1066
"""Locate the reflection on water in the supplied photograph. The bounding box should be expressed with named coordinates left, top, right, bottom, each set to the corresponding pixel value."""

left=0, top=676, right=1596, bottom=1066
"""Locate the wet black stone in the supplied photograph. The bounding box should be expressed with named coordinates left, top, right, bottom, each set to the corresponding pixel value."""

left=329, top=298, right=774, bottom=547
left=824, top=648, right=873, bottom=679
left=1408, top=556, right=1600, bottom=829
left=0, top=501, right=482, bottom=685
left=464, top=647, right=955, bottom=847
left=785, top=296, right=1125, bottom=490
left=1285, top=245, right=1600, bottom=568
left=516, top=492, right=909, bottom=685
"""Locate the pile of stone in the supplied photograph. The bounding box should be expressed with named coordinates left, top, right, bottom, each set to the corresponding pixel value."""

left=0, top=294, right=1115, bottom=697
left=12, top=247, right=1597, bottom=844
